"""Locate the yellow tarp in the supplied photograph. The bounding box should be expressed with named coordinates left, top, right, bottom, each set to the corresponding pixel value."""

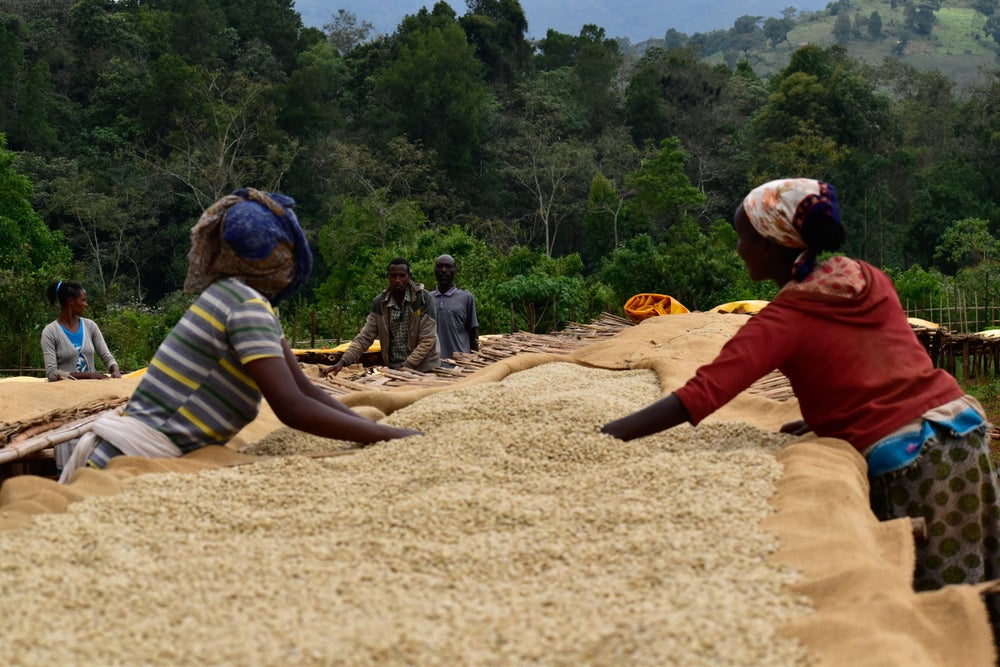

left=712, top=299, right=770, bottom=315
left=623, top=293, right=689, bottom=323
left=907, top=317, right=940, bottom=330
left=291, top=341, right=380, bottom=355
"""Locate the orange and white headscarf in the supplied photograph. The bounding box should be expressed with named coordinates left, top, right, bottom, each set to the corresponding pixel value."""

left=742, top=178, right=841, bottom=282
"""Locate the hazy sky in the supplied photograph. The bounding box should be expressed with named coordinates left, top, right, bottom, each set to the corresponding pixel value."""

left=294, top=1, right=831, bottom=43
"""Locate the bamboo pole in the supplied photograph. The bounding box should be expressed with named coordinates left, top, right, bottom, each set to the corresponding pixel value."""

left=0, top=408, right=120, bottom=465
left=975, top=293, right=979, bottom=333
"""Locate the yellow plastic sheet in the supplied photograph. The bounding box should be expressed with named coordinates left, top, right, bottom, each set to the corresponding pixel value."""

left=623, top=293, right=689, bottom=323
left=712, top=300, right=770, bottom=315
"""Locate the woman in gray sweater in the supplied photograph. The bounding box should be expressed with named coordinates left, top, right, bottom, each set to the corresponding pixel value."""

left=40, top=280, right=121, bottom=381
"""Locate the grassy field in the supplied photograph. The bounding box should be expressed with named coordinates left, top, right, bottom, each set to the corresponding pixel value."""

left=702, top=0, right=1000, bottom=90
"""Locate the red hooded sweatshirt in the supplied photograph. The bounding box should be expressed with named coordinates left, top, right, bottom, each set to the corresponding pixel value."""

left=674, top=261, right=962, bottom=451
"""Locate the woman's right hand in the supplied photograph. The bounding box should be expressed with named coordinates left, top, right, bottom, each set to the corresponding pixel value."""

left=381, top=425, right=423, bottom=440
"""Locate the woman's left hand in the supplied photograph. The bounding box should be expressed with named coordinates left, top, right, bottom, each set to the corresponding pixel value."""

left=779, top=419, right=811, bottom=436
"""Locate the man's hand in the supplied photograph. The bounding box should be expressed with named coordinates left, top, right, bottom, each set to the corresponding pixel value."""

left=320, top=360, right=345, bottom=378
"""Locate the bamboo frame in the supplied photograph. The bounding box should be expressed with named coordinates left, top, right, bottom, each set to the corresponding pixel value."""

left=0, top=407, right=122, bottom=465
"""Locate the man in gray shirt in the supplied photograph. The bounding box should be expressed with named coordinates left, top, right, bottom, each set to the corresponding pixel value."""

left=431, top=254, right=479, bottom=366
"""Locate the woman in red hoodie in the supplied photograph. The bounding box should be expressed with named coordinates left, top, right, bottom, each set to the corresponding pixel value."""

left=602, top=178, right=999, bottom=630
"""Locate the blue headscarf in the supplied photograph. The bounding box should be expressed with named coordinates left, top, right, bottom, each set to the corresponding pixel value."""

left=184, top=188, right=313, bottom=305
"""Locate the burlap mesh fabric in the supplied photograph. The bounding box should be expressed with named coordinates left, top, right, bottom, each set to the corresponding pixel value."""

left=0, top=313, right=995, bottom=664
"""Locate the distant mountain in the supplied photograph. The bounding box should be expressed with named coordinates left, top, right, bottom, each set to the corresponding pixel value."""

left=293, top=0, right=831, bottom=43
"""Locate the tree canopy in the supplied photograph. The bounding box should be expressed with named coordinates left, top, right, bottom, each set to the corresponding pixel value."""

left=4, top=0, right=1000, bottom=372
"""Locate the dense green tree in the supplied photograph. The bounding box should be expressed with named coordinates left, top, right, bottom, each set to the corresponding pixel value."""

left=318, top=137, right=445, bottom=244
left=623, top=61, right=666, bottom=145
left=0, top=14, right=24, bottom=94
left=597, top=233, right=668, bottom=304
left=985, top=15, right=1000, bottom=43
left=962, top=70, right=1000, bottom=220
left=591, top=126, right=642, bottom=204
left=0, top=136, right=69, bottom=272
left=84, top=57, right=148, bottom=153
left=935, top=217, right=1000, bottom=272
left=216, top=0, right=303, bottom=74
left=748, top=120, right=850, bottom=183
left=368, top=12, right=493, bottom=177
left=0, top=134, right=72, bottom=369
left=7, top=61, right=58, bottom=153
left=868, top=11, right=883, bottom=39
left=160, top=0, right=228, bottom=68
left=729, top=15, right=765, bottom=58
left=459, top=0, right=530, bottom=90
left=888, top=263, right=947, bottom=309
left=663, top=28, right=687, bottom=49
left=43, top=161, right=162, bottom=298
left=660, top=217, right=759, bottom=309
left=762, top=15, right=793, bottom=46
left=623, top=46, right=736, bottom=205
left=741, top=46, right=901, bottom=261
left=904, top=0, right=940, bottom=36
left=129, top=54, right=198, bottom=155
left=973, top=0, right=999, bottom=16
left=276, top=40, right=347, bottom=139
left=571, top=24, right=622, bottom=137
left=833, top=12, right=853, bottom=45
left=0, top=16, right=60, bottom=153
left=582, top=173, right=625, bottom=270
left=934, top=217, right=1000, bottom=322
left=624, top=138, right=705, bottom=242
left=495, top=251, right=596, bottom=332
left=534, top=29, right=576, bottom=71
left=687, top=28, right=730, bottom=57
left=905, top=159, right=995, bottom=268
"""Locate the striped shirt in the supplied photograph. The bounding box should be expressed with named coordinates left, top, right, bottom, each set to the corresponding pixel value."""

left=123, top=278, right=284, bottom=453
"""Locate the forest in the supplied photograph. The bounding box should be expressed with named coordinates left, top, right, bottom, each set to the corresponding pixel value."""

left=3, top=0, right=1000, bottom=374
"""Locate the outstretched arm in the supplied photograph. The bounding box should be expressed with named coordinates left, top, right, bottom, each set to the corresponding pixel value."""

left=321, top=314, right=378, bottom=377
left=601, top=393, right=691, bottom=442
left=247, top=347, right=421, bottom=444
left=281, top=341, right=359, bottom=416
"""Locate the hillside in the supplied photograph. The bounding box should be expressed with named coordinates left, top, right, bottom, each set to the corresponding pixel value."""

left=293, top=0, right=831, bottom=42
left=684, top=0, right=1000, bottom=90
left=300, top=0, right=998, bottom=89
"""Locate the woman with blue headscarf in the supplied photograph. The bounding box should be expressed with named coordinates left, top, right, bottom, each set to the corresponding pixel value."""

left=602, top=178, right=1000, bottom=639
left=60, top=188, right=420, bottom=481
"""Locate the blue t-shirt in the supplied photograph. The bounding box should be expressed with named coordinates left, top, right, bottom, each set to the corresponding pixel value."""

left=59, top=323, right=88, bottom=372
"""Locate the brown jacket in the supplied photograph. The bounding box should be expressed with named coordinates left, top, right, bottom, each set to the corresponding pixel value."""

left=340, top=281, right=440, bottom=372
